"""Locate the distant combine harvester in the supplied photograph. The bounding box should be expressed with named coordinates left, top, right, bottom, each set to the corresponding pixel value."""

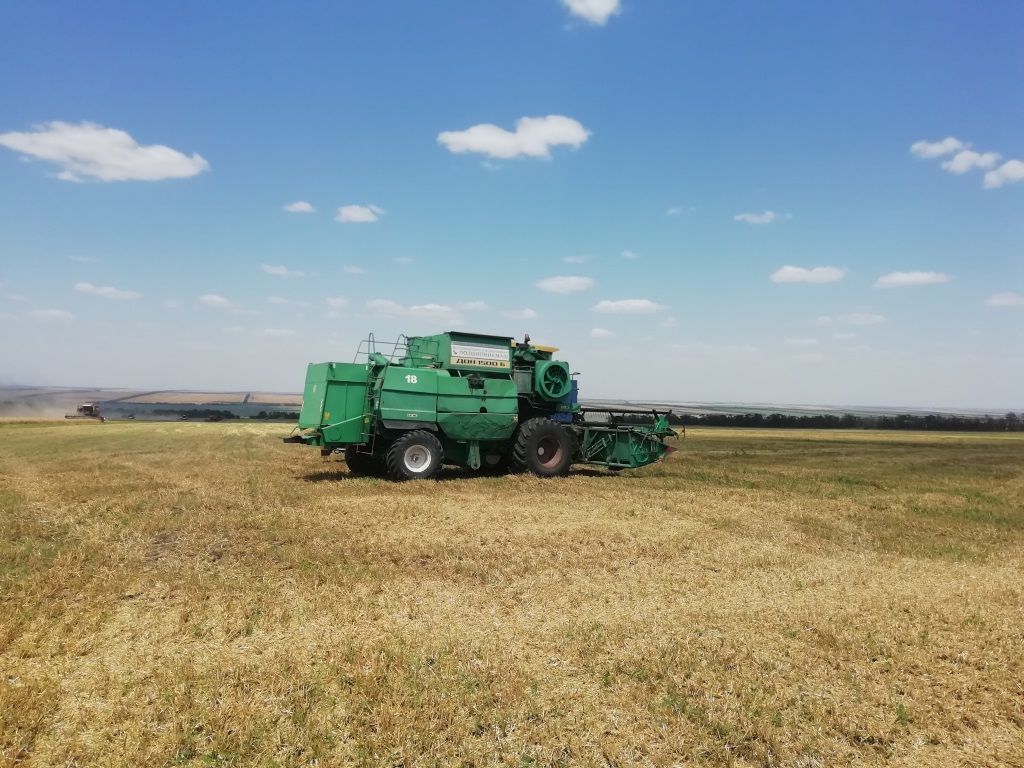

left=65, top=402, right=104, bottom=422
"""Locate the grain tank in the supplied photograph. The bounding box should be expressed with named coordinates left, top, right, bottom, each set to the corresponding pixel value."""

left=284, top=331, right=676, bottom=480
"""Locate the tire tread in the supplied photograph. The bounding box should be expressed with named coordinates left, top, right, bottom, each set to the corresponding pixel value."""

left=511, top=417, right=575, bottom=477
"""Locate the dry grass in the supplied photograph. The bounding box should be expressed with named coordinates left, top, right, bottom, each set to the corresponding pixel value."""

left=1, top=422, right=1022, bottom=767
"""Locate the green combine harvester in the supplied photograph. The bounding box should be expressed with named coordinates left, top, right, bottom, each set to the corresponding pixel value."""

left=285, top=331, right=676, bottom=480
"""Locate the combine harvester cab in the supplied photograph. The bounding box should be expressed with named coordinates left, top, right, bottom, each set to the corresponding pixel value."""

left=285, top=331, right=676, bottom=480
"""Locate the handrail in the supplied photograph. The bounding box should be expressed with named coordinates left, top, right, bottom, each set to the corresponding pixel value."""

left=353, top=333, right=410, bottom=363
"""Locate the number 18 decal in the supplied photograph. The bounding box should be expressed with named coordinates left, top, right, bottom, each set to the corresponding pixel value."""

left=404, top=374, right=418, bottom=384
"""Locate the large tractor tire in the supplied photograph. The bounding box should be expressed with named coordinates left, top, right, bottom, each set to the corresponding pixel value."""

left=386, top=430, right=444, bottom=481
left=344, top=445, right=383, bottom=476
left=512, top=417, right=575, bottom=477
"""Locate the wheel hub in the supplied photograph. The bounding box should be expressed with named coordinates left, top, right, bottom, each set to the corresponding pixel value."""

left=403, top=444, right=431, bottom=473
left=535, top=436, right=563, bottom=468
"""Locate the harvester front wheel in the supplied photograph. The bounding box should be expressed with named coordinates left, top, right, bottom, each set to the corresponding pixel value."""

left=512, top=417, right=574, bottom=477
left=344, top=445, right=382, bottom=476
left=386, top=430, right=444, bottom=481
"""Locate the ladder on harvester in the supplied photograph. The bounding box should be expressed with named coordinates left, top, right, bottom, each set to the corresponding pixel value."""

left=352, top=333, right=410, bottom=453
left=358, top=362, right=383, bottom=451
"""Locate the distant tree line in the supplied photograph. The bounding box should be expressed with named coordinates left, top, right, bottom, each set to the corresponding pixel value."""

left=151, top=408, right=238, bottom=420
left=660, top=411, right=1022, bottom=432
left=254, top=410, right=300, bottom=420
left=103, top=407, right=300, bottom=420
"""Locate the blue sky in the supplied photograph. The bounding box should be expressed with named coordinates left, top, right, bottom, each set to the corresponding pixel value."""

left=1, top=0, right=1022, bottom=406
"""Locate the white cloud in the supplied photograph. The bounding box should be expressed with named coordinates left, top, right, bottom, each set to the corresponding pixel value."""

left=562, top=0, right=621, bottom=25
left=73, top=281, right=140, bottom=300
left=815, top=313, right=880, bottom=329
left=366, top=299, right=404, bottom=316
left=394, top=256, right=414, bottom=264
left=342, top=265, right=366, bottom=275
left=267, top=296, right=289, bottom=305
left=562, top=254, right=589, bottom=264
left=665, top=206, right=688, bottom=217
left=659, top=316, right=677, bottom=329
left=0, top=121, right=209, bottom=182
left=621, top=249, right=640, bottom=260
left=785, top=337, right=819, bottom=347
left=941, top=150, right=1000, bottom=174
left=770, top=266, right=847, bottom=284
left=839, top=312, right=885, bottom=326
left=833, top=332, right=858, bottom=340
left=438, top=115, right=590, bottom=159
left=336, top=204, right=384, bottom=223
left=592, top=298, right=666, bottom=314
left=985, top=291, right=1024, bottom=307
left=734, top=210, right=779, bottom=225
left=874, top=271, right=951, bottom=288
left=409, top=303, right=462, bottom=322
left=230, top=325, right=302, bottom=338
left=910, top=137, right=965, bottom=158
left=669, top=341, right=758, bottom=356
left=199, top=294, right=233, bottom=309
left=536, top=275, right=594, bottom=293
left=180, top=340, right=217, bottom=352
left=792, top=352, right=824, bottom=362
left=68, top=254, right=97, bottom=263
left=29, top=308, right=74, bottom=321
left=366, top=299, right=463, bottom=325
left=458, top=300, right=488, bottom=311
left=326, top=296, right=348, bottom=309
left=503, top=307, right=539, bottom=320
left=261, top=263, right=303, bottom=278
left=911, top=137, right=1022, bottom=189
left=283, top=201, right=314, bottom=213
left=983, top=159, right=1024, bottom=189
left=590, top=327, right=615, bottom=339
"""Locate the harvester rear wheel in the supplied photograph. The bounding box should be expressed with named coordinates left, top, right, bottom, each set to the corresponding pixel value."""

left=386, top=430, right=444, bottom=481
left=512, top=417, right=575, bottom=477
left=344, top=445, right=382, bottom=476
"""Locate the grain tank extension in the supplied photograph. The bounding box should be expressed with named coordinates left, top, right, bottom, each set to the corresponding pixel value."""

left=284, top=331, right=676, bottom=480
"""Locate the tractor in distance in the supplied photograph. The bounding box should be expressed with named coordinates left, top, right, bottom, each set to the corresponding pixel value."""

left=284, top=331, right=677, bottom=480
left=65, top=402, right=104, bottom=422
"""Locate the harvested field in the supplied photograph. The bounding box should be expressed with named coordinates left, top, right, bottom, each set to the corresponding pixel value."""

left=1, top=423, right=1022, bottom=767
left=247, top=393, right=303, bottom=406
